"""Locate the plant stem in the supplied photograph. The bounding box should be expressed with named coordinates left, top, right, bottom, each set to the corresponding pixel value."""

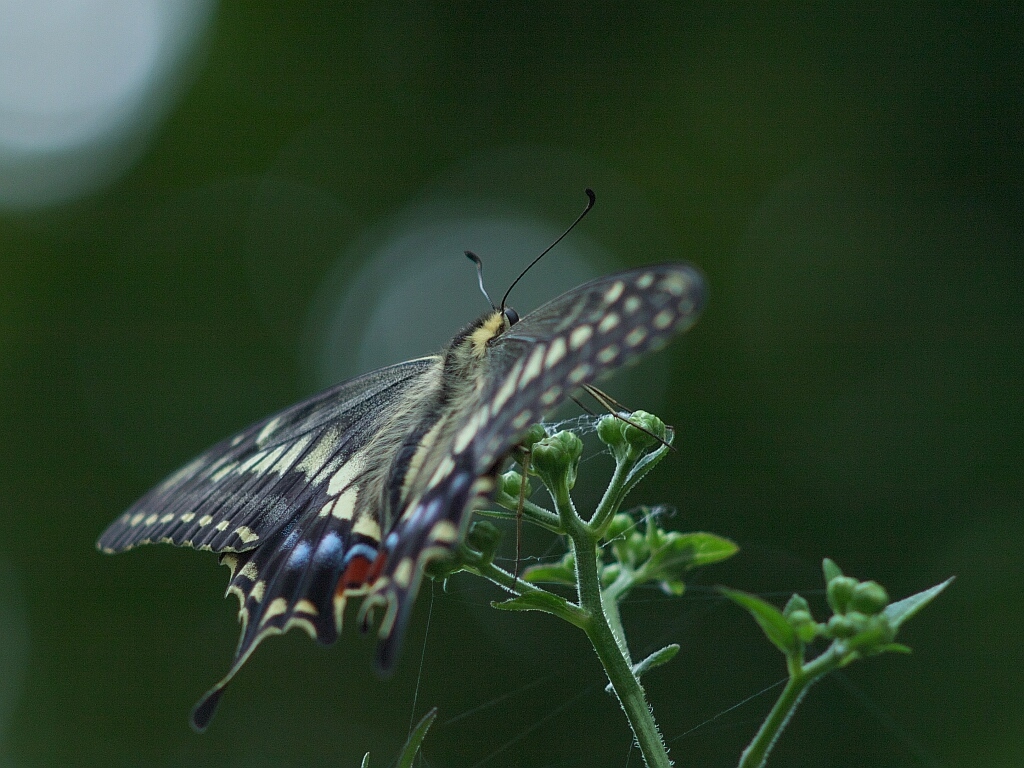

left=571, top=535, right=671, bottom=768
left=737, top=647, right=841, bottom=768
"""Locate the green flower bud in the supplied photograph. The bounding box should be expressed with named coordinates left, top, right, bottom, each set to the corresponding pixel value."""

left=464, top=520, right=502, bottom=564
left=621, top=411, right=665, bottom=452
left=601, top=563, right=622, bottom=588
left=531, top=431, right=584, bottom=493
left=597, top=414, right=626, bottom=449
left=783, top=594, right=811, bottom=619
left=604, top=513, right=634, bottom=542
left=827, top=614, right=856, bottom=638
left=826, top=576, right=859, bottom=615
left=849, top=581, right=890, bottom=616
left=499, top=470, right=531, bottom=499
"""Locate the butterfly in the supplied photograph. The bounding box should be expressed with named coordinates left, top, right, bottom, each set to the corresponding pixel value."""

left=97, top=240, right=706, bottom=731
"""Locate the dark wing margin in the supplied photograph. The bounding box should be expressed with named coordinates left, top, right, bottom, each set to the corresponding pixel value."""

left=96, top=359, right=437, bottom=555
left=365, top=263, right=706, bottom=668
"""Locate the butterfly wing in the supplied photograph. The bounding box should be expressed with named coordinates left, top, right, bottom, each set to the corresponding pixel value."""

left=98, top=359, right=436, bottom=555
left=369, top=263, right=706, bottom=667
left=97, top=358, right=440, bottom=730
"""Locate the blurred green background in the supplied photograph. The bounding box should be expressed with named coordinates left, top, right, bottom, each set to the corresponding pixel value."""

left=1, top=3, right=1021, bottom=766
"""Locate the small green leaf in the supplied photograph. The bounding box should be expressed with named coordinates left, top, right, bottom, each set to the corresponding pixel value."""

left=395, top=707, right=437, bottom=768
left=606, top=644, right=681, bottom=692
left=883, top=577, right=954, bottom=630
left=647, top=532, right=738, bottom=578
left=493, top=591, right=572, bottom=615
left=720, top=587, right=798, bottom=656
left=879, top=643, right=913, bottom=654
left=360, top=753, right=370, bottom=768
left=822, top=558, right=844, bottom=583
left=634, top=644, right=680, bottom=676
left=522, top=562, right=576, bottom=585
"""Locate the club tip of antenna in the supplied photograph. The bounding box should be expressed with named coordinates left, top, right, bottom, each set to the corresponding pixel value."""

left=585, top=188, right=595, bottom=206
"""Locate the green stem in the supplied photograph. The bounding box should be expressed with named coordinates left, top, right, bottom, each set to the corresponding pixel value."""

left=738, top=646, right=842, bottom=768
left=571, top=534, right=670, bottom=768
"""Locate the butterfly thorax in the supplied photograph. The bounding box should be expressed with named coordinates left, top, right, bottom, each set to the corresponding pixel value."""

left=383, top=309, right=511, bottom=527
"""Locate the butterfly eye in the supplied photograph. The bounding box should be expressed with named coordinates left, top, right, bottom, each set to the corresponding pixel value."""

left=503, top=307, right=520, bottom=327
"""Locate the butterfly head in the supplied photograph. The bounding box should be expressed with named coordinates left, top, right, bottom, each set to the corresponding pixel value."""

left=467, top=306, right=520, bottom=357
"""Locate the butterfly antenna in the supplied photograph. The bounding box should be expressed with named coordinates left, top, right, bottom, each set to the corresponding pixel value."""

left=465, top=251, right=496, bottom=309
left=500, top=188, right=596, bottom=311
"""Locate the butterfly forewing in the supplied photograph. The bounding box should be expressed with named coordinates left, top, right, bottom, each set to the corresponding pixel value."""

left=97, top=261, right=706, bottom=730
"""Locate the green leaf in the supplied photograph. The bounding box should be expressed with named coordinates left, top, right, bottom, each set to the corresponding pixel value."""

left=395, top=708, right=437, bottom=768
left=883, top=577, right=954, bottom=630
left=822, top=558, right=844, bottom=583
left=360, top=753, right=370, bottom=768
left=492, top=591, right=572, bottom=615
left=605, top=644, right=681, bottom=692
left=645, top=532, right=738, bottom=583
left=720, top=587, right=798, bottom=656
left=522, top=562, right=576, bottom=585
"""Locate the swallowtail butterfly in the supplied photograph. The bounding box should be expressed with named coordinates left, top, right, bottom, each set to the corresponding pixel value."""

left=97, top=213, right=706, bottom=731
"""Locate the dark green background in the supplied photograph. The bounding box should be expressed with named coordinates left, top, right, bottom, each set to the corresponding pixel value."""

left=2, top=4, right=1021, bottom=766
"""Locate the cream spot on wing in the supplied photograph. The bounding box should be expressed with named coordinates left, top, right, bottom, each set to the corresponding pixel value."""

left=473, top=477, right=496, bottom=495
left=159, top=513, right=174, bottom=523
left=519, top=344, right=546, bottom=388
left=598, top=313, right=620, bottom=333
left=251, top=580, right=266, bottom=603
left=597, top=345, right=619, bottom=364
left=353, top=514, right=383, bottom=542
left=271, top=434, right=314, bottom=475
left=157, top=455, right=206, bottom=491
left=159, top=537, right=174, bottom=544
left=231, top=434, right=245, bottom=447
left=240, top=561, right=259, bottom=581
left=393, top=558, right=414, bottom=589
left=130, top=512, right=145, bottom=526
left=210, top=462, right=237, bottom=481
left=653, top=309, right=674, bottom=329
left=429, top=520, right=459, bottom=544
left=604, top=281, right=625, bottom=304
left=512, top=410, right=534, bottom=430
left=256, top=416, right=282, bottom=447
left=144, top=513, right=158, bottom=525
left=327, top=455, right=365, bottom=497
left=540, top=385, right=562, bottom=406
left=491, top=359, right=524, bottom=415
left=545, top=336, right=567, bottom=368
left=317, top=497, right=336, bottom=518
left=253, top=444, right=287, bottom=474
left=215, top=520, right=230, bottom=532
left=453, top=411, right=484, bottom=454
left=235, top=451, right=266, bottom=474
left=261, top=597, right=288, bottom=625
left=659, top=273, right=688, bottom=296
left=198, top=515, right=214, bottom=526
left=180, top=512, right=195, bottom=523
left=295, top=599, right=319, bottom=616
left=624, top=296, right=642, bottom=314
left=331, top=485, right=359, bottom=520
left=569, top=324, right=593, bottom=350
left=235, top=526, right=259, bottom=544
left=636, top=272, right=655, bottom=289
left=568, top=363, right=592, bottom=384
left=625, top=327, right=647, bottom=347
left=429, top=455, right=456, bottom=487
left=296, top=426, right=341, bottom=482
